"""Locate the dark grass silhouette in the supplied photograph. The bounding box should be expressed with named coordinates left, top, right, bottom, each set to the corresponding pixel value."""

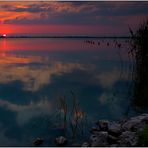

left=129, top=19, right=148, bottom=108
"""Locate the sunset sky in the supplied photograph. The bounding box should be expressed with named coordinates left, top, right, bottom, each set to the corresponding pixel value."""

left=0, top=1, right=148, bottom=36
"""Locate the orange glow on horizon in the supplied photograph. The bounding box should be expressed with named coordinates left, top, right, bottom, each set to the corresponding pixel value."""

left=1, top=24, right=99, bottom=36
left=0, top=24, right=124, bottom=36
left=0, top=24, right=13, bottom=35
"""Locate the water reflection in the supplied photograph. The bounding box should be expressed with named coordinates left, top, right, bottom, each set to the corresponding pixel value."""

left=0, top=38, right=133, bottom=146
left=0, top=98, right=51, bottom=125
left=0, top=54, right=94, bottom=91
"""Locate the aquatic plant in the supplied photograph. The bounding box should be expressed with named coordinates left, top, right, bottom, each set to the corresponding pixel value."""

left=57, top=91, right=87, bottom=140
left=58, top=96, right=68, bottom=129
left=129, top=19, right=148, bottom=107
left=69, top=91, right=86, bottom=139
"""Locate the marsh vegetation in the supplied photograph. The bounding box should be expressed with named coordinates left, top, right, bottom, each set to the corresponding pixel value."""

left=129, top=19, right=148, bottom=108
left=56, top=91, right=87, bottom=141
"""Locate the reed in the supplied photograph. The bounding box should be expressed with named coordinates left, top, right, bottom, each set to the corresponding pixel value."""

left=57, top=91, right=87, bottom=140
left=129, top=19, right=148, bottom=107
left=69, top=91, right=86, bottom=139
left=58, top=96, right=68, bottom=130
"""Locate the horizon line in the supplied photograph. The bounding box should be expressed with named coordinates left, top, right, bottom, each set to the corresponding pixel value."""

left=0, top=35, right=130, bottom=39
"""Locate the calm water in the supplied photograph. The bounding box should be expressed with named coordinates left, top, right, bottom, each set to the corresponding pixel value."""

left=0, top=38, right=138, bottom=146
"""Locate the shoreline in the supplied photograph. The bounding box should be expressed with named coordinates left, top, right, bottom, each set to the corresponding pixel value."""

left=0, top=36, right=130, bottom=39
left=33, top=114, right=148, bottom=147
left=81, top=113, right=148, bottom=147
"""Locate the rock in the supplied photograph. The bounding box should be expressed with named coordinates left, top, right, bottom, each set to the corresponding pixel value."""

left=122, top=114, right=148, bottom=132
left=96, top=120, right=109, bottom=131
left=90, top=131, right=108, bottom=146
left=122, top=119, right=141, bottom=131
left=55, top=136, right=67, bottom=146
left=118, top=131, right=138, bottom=146
left=108, top=135, right=118, bottom=144
left=141, top=114, right=148, bottom=123
left=90, top=126, right=100, bottom=134
left=82, top=142, right=90, bottom=147
left=72, top=143, right=81, bottom=147
left=84, top=114, right=148, bottom=147
left=33, top=138, right=44, bottom=146
left=134, top=114, right=148, bottom=127
left=108, top=122, right=121, bottom=136
left=119, top=118, right=128, bottom=124
left=110, top=144, right=118, bottom=147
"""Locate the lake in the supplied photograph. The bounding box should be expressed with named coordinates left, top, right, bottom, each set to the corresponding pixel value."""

left=0, top=38, right=141, bottom=146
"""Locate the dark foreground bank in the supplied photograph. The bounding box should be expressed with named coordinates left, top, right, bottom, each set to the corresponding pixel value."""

left=81, top=114, right=148, bottom=147
left=33, top=114, right=148, bottom=147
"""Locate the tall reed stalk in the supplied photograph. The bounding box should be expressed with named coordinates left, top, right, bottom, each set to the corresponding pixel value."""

left=57, top=91, right=87, bottom=140
left=129, top=19, right=148, bottom=107
left=58, top=96, right=68, bottom=130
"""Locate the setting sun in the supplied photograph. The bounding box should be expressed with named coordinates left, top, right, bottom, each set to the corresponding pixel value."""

left=2, top=34, right=6, bottom=37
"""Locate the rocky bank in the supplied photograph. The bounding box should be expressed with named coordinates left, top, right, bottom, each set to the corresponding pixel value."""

left=82, top=114, right=148, bottom=147
left=33, top=114, right=148, bottom=147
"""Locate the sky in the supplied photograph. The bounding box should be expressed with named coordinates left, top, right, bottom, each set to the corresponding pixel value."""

left=0, top=1, right=148, bottom=36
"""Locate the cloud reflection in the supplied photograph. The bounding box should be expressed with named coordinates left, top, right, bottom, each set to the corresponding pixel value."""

left=0, top=98, right=51, bottom=125
left=96, top=68, right=129, bottom=89
left=0, top=54, right=93, bottom=92
left=0, top=128, right=19, bottom=146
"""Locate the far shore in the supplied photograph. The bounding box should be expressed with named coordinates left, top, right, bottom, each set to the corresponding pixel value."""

left=0, top=35, right=130, bottom=39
